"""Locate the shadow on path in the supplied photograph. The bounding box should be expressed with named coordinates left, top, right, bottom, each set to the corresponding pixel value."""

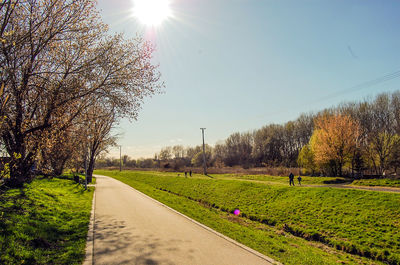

left=94, top=214, right=194, bottom=265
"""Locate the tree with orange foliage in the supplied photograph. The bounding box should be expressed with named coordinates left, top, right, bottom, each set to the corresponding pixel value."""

left=311, top=114, right=361, bottom=177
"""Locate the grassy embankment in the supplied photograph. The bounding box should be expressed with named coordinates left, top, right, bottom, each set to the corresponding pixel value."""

left=352, top=178, right=400, bottom=187
left=0, top=175, right=94, bottom=265
left=212, top=174, right=348, bottom=185
left=96, top=170, right=400, bottom=265
left=193, top=172, right=400, bottom=188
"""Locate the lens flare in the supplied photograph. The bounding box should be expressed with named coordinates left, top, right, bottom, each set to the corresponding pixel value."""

left=133, top=0, right=172, bottom=26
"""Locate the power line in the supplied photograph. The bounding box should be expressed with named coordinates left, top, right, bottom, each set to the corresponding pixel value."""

left=311, top=69, right=400, bottom=104
left=245, top=68, right=400, bottom=122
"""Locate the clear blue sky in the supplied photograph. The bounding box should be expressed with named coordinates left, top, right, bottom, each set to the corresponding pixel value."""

left=97, top=0, right=400, bottom=159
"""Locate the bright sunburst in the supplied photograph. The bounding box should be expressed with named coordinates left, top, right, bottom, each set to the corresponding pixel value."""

left=133, top=0, right=172, bottom=26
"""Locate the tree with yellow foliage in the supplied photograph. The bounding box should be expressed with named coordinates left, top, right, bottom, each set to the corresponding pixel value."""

left=297, top=140, right=316, bottom=175
left=311, top=114, right=361, bottom=177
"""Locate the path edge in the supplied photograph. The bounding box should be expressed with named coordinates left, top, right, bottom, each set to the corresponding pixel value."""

left=94, top=174, right=281, bottom=265
left=83, top=185, right=96, bottom=265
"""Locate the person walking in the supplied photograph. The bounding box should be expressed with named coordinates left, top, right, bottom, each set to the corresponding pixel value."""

left=184, top=171, right=187, bottom=177
left=297, top=175, right=302, bottom=185
left=289, top=172, right=295, bottom=186
left=189, top=170, right=192, bottom=177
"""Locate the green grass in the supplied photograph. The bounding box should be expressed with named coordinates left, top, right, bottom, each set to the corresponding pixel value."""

left=217, top=173, right=400, bottom=188
left=96, top=170, right=400, bottom=265
left=0, top=175, right=94, bottom=265
left=212, top=174, right=348, bottom=185
left=352, top=178, right=400, bottom=188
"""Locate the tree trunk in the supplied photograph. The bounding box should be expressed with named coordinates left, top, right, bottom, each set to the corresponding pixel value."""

left=52, top=159, right=67, bottom=176
left=2, top=119, right=36, bottom=186
left=48, top=152, right=69, bottom=176
left=87, top=151, right=96, bottom=182
left=7, top=156, right=34, bottom=187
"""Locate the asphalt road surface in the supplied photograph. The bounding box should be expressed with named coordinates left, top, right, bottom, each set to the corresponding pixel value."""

left=86, top=175, right=277, bottom=265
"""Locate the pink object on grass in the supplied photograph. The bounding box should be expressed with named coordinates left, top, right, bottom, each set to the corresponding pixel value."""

left=234, top=209, right=240, bottom=216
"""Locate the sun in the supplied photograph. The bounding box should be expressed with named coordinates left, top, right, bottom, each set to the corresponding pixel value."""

left=132, top=0, right=172, bottom=26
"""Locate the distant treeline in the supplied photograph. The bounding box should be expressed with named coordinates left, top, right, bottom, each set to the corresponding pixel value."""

left=98, top=91, right=400, bottom=177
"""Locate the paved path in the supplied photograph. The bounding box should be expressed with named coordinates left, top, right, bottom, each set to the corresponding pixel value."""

left=86, top=175, right=277, bottom=265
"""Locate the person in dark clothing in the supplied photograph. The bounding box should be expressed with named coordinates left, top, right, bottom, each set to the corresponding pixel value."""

left=289, top=172, right=295, bottom=186
left=184, top=171, right=187, bottom=177
left=189, top=170, right=192, bottom=177
left=297, top=175, right=302, bottom=185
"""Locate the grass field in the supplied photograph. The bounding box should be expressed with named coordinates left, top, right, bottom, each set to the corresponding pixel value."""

left=96, top=170, right=400, bottom=265
left=352, top=178, right=400, bottom=187
left=0, top=176, right=94, bottom=265
left=212, top=174, right=348, bottom=185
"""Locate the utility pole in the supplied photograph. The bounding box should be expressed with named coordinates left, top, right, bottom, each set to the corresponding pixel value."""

left=119, top=145, right=122, bottom=172
left=200, top=128, right=207, bottom=175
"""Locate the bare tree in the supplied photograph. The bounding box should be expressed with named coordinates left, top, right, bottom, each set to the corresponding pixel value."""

left=363, top=94, right=398, bottom=175
left=0, top=0, right=162, bottom=186
left=159, top=147, right=172, bottom=161
left=84, top=104, right=117, bottom=178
